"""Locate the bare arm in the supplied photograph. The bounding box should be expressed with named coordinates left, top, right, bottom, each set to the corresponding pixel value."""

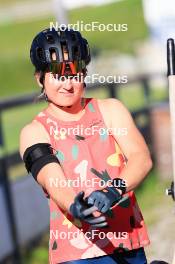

left=19, top=121, right=76, bottom=212
left=106, top=98, right=153, bottom=192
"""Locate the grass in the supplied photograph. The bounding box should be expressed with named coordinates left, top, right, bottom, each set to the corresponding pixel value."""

left=70, top=0, right=147, bottom=52
left=2, top=101, right=46, bottom=154
left=0, top=0, right=36, bottom=6
left=0, top=0, right=148, bottom=98
left=0, top=17, right=53, bottom=98
left=21, top=233, right=49, bottom=264
left=135, top=168, right=170, bottom=226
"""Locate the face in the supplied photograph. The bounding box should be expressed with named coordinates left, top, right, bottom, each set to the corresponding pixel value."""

left=43, top=72, right=85, bottom=107
left=36, top=51, right=86, bottom=107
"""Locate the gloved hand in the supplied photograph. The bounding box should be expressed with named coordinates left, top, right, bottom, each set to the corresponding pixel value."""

left=69, top=191, right=108, bottom=228
left=87, top=186, right=122, bottom=213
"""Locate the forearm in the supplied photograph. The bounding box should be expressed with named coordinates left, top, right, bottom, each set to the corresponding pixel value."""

left=37, top=163, right=108, bottom=227
left=117, top=151, right=152, bottom=192
left=37, top=163, right=76, bottom=213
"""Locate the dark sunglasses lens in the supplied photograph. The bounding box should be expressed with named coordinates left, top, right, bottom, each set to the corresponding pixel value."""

left=73, top=60, right=86, bottom=72
left=48, top=60, right=86, bottom=77
left=49, top=62, right=63, bottom=75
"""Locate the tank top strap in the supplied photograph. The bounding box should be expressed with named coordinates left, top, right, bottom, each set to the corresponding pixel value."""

left=85, top=97, right=107, bottom=129
left=32, top=111, right=57, bottom=149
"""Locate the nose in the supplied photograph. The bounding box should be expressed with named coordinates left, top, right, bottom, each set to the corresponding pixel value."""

left=63, top=78, right=73, bottom=90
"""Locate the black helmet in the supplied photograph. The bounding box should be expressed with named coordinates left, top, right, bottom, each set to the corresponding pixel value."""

left=30, top=27, right=91, bottom=73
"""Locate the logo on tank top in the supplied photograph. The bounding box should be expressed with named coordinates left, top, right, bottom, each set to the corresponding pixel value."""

left=89, top=118, right=103, bottom=127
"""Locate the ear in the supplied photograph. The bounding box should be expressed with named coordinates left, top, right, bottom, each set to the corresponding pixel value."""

left=35, top=72, right=43, bottom=88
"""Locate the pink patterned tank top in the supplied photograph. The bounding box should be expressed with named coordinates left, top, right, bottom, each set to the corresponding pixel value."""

left=33, top=97, right=150, bottom=264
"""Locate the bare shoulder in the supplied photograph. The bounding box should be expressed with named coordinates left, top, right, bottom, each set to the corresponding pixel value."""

left=19, top=120, right=50, bottom=158
left=97, top=98, right=125, bottom=110
left=96, top=98, right=129, bottom=127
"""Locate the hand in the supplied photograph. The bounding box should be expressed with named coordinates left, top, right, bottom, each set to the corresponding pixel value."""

left=87, top=186, right=122, bottom=213
left=69, top=191, right=108, bottom=228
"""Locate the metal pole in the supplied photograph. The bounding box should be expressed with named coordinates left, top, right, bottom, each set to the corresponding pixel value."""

left=0, top=112, right=22, bottom=264
left=108, top=83, right=116, bottom=98
left=166, top=39, right=175, bottom=200
left=166, top=38, right=175, bottom=264
left=142, top=77, right=150, bottom=105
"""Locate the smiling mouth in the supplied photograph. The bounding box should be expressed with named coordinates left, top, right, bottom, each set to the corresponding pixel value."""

left=60, top=91, right=74, bottom=94
left=59, top=91, right=74, bottom=96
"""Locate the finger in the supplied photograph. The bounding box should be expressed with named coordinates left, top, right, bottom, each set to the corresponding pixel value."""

left=94, top=199, right=100, bottom=209
left=75, top=191, right=85, bottom=202
left=84, top=197, right=88, bottom=203
left=98, top=202, right=105, bottom=212
left=92, top=222, right=109, bottom=228
left=82, top=205, right=98, bottom=217
left=87, top=196, right=95, bottom=205
left=101, top=204, right=109, bottom=213
left=86, top=215, right=107, bottom=225
left=101, top=200, right=111, bottom=213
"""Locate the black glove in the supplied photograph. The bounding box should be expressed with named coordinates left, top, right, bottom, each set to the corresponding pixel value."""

left=87, top=186, right=122, bottom=213
left=69, top=191, right=108, bottom=228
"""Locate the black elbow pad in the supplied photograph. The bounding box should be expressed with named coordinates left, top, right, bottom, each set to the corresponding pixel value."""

left=23, top=143, right=60, bottom=181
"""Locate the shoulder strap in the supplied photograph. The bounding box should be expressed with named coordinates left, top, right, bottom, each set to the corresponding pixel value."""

left=33, top=111, right=57, bottom=149
left=87, top=98, right=108, bottom=128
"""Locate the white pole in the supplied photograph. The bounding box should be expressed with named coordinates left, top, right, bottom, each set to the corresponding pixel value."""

left=167, top=38, right=175, bottom=264
left=169, top=76, right=175, bottom=183
left=52, top=0, right=69, bottom=25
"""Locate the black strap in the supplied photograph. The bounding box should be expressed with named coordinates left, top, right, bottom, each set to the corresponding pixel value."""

left=23, top=143, right=54, bottom=172
left=30, top=154, right=59, bottom=181
left=23, top=143, right=60, bottom=181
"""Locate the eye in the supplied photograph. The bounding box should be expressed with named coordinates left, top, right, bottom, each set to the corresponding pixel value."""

left=74, top=73, right=84, bottom=82
left=74, top=75, right=78, bottom=80
left=69, top=75, right=79, bottom=82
